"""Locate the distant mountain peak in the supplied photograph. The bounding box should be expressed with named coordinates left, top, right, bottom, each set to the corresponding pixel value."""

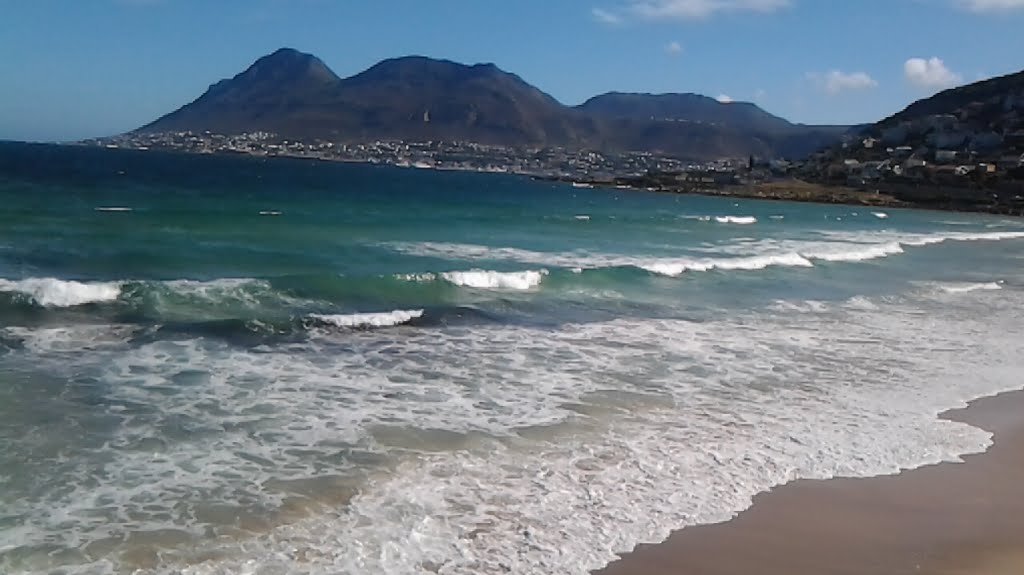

left=137, top=48, right=848, bottom=159
left=237, top=47, right=340, bottom=86
left=349, top=56, right=510, bottom=84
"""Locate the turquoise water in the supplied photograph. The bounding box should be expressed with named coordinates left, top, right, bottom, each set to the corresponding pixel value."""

left=2, top=142, right=1024, bottom=574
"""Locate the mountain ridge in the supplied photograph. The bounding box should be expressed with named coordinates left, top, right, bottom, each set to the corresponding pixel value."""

left=139, top=47, right=847, bottom=160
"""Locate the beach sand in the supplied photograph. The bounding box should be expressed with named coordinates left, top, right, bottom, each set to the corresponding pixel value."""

left=595, top=390, right=1024, bottom=575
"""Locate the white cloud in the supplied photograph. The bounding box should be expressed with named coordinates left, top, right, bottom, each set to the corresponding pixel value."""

left=957, top=0, right=1024, bottom=12
left=822, top=70, right=877, bottom=94
left=717, top=94, right=734, bottom=103
left=665, top=41, right=684, bottom=55
left=903, top=57, right=963, bottom=88
left=592, top=7, right=623, bottom=23
left=592, top=0, right=787, bottom=23
left=806, top=70, right=878, bottom=95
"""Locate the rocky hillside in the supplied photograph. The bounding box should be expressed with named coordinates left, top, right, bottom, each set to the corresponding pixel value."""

left=802, top=70, right=1024, bottom=213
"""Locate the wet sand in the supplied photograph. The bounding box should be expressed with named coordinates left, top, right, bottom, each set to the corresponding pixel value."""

left=595, top=390, right=1024, bottom=575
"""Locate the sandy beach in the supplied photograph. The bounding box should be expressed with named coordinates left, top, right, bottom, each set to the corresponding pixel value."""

left=595, top=390, right=1024, bottom=575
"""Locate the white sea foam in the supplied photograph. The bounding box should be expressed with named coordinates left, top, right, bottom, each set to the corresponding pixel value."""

left=94, top=206, right=132, bottom=212
left=386, top=230, right=1024, bottom=283
left=259, top=210, right=282, bottom=216
left=770, top=299, right=831, bottom=313
left=440, top=269, right=547, bottom=290
left=161, top=278, right=267, bottom=293
left=152, top=278, right=287, bottom=311
left=872, top=212, right=889, bottom=219
left=913, top=231, right=1024, bottom=244
left=310, top=309, right=424, bottom=328
left=640, top=253, right=813, bottom=277
left=0, top=278, right=122, bottom=307
left=5, top=289, right=1024, bottom=575
left=803, top=241, right=905, bottom=262
left=715, top=215, right=758, bottom=225
left=574, top=215, right=591, bottom=221
left=937, top=282, right=1004, bottom=294
left=844, top=296, right=880, bottom=310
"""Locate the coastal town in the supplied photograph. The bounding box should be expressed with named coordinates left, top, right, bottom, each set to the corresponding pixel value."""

left=81, top=130, right=727, bottom=180
left=807, top=110, right=1024, bottom=188
left=81, top=121, right=1024, bottom=215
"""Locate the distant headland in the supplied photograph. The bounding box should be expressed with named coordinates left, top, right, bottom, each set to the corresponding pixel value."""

left=80, top=48, right=1024, bottom=215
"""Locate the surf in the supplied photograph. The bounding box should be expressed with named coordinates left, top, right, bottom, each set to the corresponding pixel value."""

left=309, top=309, right=424, bottom=328
left=0, top=278, right=123, bottom=307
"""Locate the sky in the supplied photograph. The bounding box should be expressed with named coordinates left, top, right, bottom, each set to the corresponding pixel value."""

left=2, top=0, right=1023, bottom=142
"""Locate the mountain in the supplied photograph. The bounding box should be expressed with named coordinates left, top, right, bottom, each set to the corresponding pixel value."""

left=322, top=56, right=597, bottom=146
left=878, top=70, right=1024, bottom=128
left=801, top=69, right=1024, bottom=214
left=139, top=48, right=846, bottom=159
left=578, top=92, right=851, bottom=159
left=143, top=48, right=596, bottom=147
left=577, top=92, right=795, bottom=134
left=816, top=69, right=1024, bottom=159
left=140, top=48, right=347, bottom=137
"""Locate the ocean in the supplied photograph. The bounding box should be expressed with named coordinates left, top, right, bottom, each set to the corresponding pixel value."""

left=1, top=141, right=1023, bottom=575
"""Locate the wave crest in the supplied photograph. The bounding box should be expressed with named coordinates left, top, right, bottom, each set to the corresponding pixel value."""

left=641, top=253, right=813, bottom=277
left=309, top=310, right=424, bottom=328
left=714, top=215, right=758, bottom=225
left=0, top=278, right=123, bottom=307
left=440, top=269, right=547, bottom=290
left=803, top=242, right=905, bottom=263
left=937, top=282, right=1004, bottom=294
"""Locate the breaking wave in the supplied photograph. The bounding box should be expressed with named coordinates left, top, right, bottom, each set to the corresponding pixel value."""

left=639, top=253, right=812, bottom=277
left=400, top=269, right=548, bottom=290
left=802, top=242, right=905, bottom=262
left=715, top=215, right=758, bottom=225
left=441, top=269, right=547, bottom=290
left=0, top=278, right=123, bottom=307
left=386, top=230, right=1024, bottom=278
left=309, top=309, right=424, bottom=328
left=937, top=282, right=1004, bottom=294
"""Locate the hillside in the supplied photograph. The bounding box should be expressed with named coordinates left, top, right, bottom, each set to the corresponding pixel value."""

left=577, top=92, right=795, bottom=133
left=139, top=48, right=845, bottom=160
left=880, top=70, right=1024, bottom=127
left=803, top=69, right=1024, bottom=213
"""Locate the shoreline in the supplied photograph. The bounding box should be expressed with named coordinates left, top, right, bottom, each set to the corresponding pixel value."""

left=35, top=142, right=1024, bottom=217
left=555, top=176, right=1024, bottom=217
left=594, top=388, right=1024, bottom=575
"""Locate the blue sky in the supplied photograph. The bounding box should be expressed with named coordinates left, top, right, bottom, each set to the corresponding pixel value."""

left=2, top=0, right=1023, bottom=142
